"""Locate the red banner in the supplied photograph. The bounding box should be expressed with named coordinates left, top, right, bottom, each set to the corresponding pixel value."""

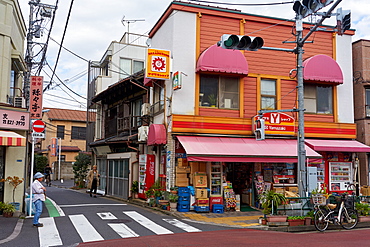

left=29, top=76, right=43, bottom=119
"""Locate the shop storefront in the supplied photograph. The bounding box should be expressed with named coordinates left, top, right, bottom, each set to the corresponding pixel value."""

left=174, top=136, right=322, bottom=211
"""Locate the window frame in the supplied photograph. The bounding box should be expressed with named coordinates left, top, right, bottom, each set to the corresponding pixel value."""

left=71, top=126, right=86, bottom=140
left=57, top=125, right=65, bottom=139
left=199, top=74, right=240, bottom=110
left=304, top=83, right=333, bottom=114
left=260, top=79, right=277, bottom=110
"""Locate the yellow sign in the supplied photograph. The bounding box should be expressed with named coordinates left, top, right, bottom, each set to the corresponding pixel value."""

left=145, top=48, right=171, bottom=80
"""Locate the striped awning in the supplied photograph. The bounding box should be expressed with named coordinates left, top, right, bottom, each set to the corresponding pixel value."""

left=0, top=131, right=26, bottom=146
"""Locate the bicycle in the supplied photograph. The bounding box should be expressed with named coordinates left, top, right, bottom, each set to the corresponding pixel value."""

left=312, top=193, right=358, bottom=232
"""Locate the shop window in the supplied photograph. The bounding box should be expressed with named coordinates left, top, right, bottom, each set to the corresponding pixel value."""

left=57, top=125, right=65, bottom=139
left=261, top=79, right=276, bottom=110
left=199, top=75, right=239, bottom=109
left=304, top=84, right=333, bottom=114
left=366, top=88, right=370, bottom=117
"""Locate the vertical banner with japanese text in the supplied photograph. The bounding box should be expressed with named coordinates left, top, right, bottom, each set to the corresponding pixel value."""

left=29, top=76, right=43, bottom=119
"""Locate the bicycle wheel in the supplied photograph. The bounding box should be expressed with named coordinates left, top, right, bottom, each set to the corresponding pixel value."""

left=340, top=208, right=358, bottom=230
left=314, top=208, right=329, bottom=232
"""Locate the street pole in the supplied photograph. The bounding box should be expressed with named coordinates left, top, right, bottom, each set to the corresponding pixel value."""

left=28, top=136, right=35, bottom=217
left=58, top=138, right=61, bottom=181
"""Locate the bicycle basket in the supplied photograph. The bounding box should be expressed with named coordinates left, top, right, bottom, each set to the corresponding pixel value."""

left=311, top=194, right=327, bottom=205
left=344, top=195, right=355, bottom=209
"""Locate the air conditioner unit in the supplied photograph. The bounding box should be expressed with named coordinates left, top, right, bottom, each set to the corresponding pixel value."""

left=141, top=103, right=151, bottom=116
left=14, top=97, right=25, bottom=108
left=138, top=126, right=149, bottom=142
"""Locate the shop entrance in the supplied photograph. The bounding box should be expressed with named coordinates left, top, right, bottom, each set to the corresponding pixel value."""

left=225, top=163, right=253, bottom=206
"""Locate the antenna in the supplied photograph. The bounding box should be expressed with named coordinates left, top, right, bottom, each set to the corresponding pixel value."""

left=121, top=15, right=145, bottom=36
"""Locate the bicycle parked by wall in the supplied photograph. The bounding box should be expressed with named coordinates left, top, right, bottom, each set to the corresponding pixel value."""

left=312, top=193, right=358, bottom=232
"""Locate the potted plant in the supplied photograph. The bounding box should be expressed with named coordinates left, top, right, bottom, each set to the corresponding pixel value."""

left=259, top=190, right=287, bottom=222
left=208, top=94, right=217, bottom=107
left=2, top=203, right=16, bottom=218
left=170, top=186, right=178, bottom=194
left=287, top=216, right=305, bottom=226
left=0, top=201, right=5, bottom=215
left=169, top=193, right=179, bottom=211
left=356, top=202, right=370, bottom=222
left=130, top=181, right=139, bottom=199
left=0, top=176, right=24, bottom=210
left=305, top=210, right=315, bottom=225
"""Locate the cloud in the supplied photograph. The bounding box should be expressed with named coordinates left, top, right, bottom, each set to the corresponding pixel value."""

left=19, top=0, right=369, bottom=109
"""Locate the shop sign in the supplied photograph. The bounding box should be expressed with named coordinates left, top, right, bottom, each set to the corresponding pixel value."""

left=0, top=109, right=29, bottom=130
left=253, top=112, right=295, bottom=136
left=145, top=48, right=171, bottom=80
left=29, top=76, right=43, bottom=119
left=172, top=71, right=182, bottom=90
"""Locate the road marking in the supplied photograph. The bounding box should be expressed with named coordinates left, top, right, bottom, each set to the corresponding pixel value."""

left=45, top=197, right=65, bottom=217
left=97, top=212, right=117, bottom=220
left=60, top=203, right=126, bottom=207
left=38, top=217, right=63, bottom=247
left=124, top=211, right=173, bottom=235
left=108, top=223, right=140, bottom=238
left=163, top=219, right=202, bottom=232
left=69, top=214, right=104, bottom=242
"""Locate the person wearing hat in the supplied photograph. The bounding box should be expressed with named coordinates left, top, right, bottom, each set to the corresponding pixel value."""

left=32, top=172, right=46, bottom=227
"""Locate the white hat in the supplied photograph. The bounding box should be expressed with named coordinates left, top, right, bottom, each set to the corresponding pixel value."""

left=34, top=172, right=44, bottom=179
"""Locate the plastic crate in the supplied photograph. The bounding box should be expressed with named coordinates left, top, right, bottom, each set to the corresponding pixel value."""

left=194, top=206, right=209, bottom=212
left=177, top=200, right=190, bottom=206
left=178, top=187, right=190, bottom=194
left=177, top=203, right=190, bottom=212
left=178, top=195, right=190, bottom=202
left=212, top=204, right=224, bottom=214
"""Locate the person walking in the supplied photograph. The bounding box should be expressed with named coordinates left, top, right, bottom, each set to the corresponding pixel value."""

left=44, top=164, right=52, bottom=186
left=32, top=172, right=46, bottom=227
left=87, top=165, right=100, bottom=198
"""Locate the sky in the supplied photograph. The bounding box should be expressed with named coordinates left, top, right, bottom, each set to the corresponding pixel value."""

left=18, top=0, right=370, bottom=111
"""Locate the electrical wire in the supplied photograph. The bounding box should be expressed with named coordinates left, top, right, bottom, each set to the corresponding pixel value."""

left=44, top=0, right=75, bottom=92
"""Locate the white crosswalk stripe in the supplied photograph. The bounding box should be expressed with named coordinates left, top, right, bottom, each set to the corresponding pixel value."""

left=163, top=219, right=202, bottom=232
left=124, top=211, right=174, bottom=235
left=108, top=223, right=140, bottom=238
left=69, top=214, right=104, bottom=242
left=38, top=217, right=63, bottom=247
left=37, top=211, right=202, bottom=246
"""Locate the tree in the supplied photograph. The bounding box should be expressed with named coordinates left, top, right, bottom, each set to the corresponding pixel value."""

left=35, top=155, right=48, bottom=173
left=73, top=153, right=91, bottom=188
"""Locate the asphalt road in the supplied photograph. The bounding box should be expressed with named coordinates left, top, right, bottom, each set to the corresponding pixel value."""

left=5, top=185, right=233, bottom=247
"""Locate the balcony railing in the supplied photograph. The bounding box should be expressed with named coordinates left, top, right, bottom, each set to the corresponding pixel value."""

left=117, top=115, right=142, bottom=132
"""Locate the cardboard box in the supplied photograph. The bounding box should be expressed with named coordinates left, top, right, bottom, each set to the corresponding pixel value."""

left=274, top=188, right=285, bottom=194
left=361, top=186, right=370, bottom=196
left=176, top=173, right=188, bottom=179
left=195, top=188, right=208, bottom=198
left=190, top=162, right=206, bottom=173
left=194, top=174, right=207, bottom=187
left=178, top=158, right=188, bottom=168
left=288, top=187, right=299, bottom=194
left=176, top=167, right=190, bottom=174
left=176, top=178, right=189, bottom=187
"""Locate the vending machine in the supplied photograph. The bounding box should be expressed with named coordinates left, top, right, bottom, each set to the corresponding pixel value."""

left=329, top=162, right=352, bottom=192
left=138, top=154, right=155, bottom=199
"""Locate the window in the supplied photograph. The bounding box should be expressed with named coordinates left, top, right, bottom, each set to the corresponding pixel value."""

left=60, top=155, right=66, bottom=162
left=366, top=88, right=370, bottom=117
left=199, top=75, right=239, bottom=109
left=261, top=79, right=276, bottom=110
left=119, top=58, right=144, bottom=78
left=153, top=82, right=165, bottom=113
left=304, top=84, right=333, bottom=114
left=71, top=126, right=86, bottom=140
left=57, top=125, right=65, bottom=139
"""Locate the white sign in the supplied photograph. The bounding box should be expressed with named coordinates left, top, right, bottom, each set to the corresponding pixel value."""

left=32, top=132, right=45, bottom=138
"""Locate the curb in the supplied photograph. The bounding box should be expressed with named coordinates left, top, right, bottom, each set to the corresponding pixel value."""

left=0, top=218, right=24, bottom=244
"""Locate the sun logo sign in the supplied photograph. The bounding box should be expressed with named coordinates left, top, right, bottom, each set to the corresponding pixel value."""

left=146, top=48, right=171, bottom=80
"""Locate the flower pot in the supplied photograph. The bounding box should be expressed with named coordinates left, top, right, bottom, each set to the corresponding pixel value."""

left=267, top=215, right=287, bottom=222
left=170, top=202, right=177, bottom=211
left=305, top=217, right=312, bottom=225
left=3, top=212, right=13, bottom=218
left=259, top=218, right=267, bottom=225
left=288, top=219, right=305, bottom=226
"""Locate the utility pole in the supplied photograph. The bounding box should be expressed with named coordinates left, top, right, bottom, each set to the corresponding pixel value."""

left=293, top=0, right=343, bottom=197
left=24, top=0, right=57, bottom=108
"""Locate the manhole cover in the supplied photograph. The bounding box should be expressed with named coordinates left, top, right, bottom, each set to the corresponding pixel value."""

left=109, top=219, right=132, bottom=223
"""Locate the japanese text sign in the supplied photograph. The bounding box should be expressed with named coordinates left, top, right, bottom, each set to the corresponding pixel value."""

left=253, top=112, right=295, bottom=136
left=145, top=48, right=171, bottom=80
left=0, top=109, right=29, bottom=130
left=29, top=76, right=43, bottom=119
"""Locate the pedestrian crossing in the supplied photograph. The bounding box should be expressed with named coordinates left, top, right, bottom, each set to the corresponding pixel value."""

left=38, top=211, right=202, bottom=246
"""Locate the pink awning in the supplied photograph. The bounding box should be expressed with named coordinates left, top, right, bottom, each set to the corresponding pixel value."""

left=196, top=45, right=249, bottom=75
left=303, top=55, right=343, bottom=84
left=147, top=124, right=167, bottom=146
left=177, top=136, right=321, bottom=162
left=305, top=139, right=370, bottom=152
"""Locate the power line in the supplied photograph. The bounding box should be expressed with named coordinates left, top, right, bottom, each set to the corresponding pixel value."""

left=44, top=0, right=75, bottom=92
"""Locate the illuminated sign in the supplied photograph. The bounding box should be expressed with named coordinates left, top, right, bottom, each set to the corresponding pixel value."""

left=145, top=48, right=171, bottom=80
